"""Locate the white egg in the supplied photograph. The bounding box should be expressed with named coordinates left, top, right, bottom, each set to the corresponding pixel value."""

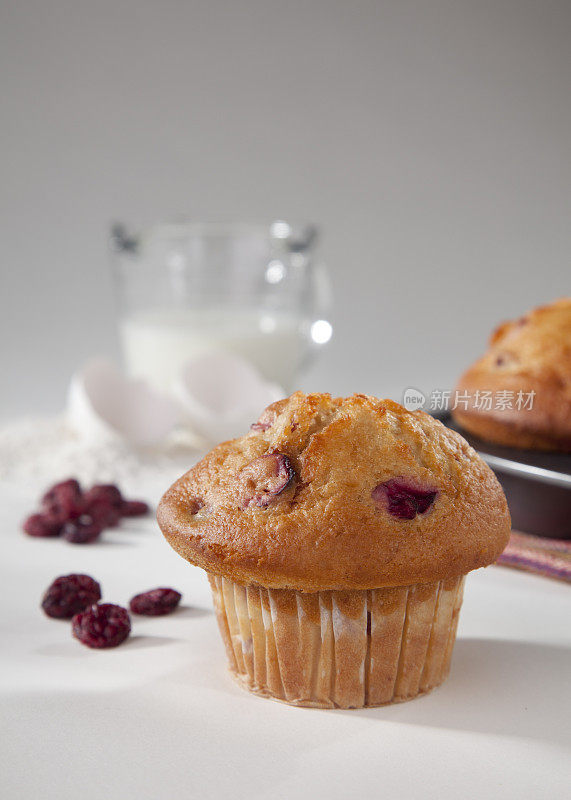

left=67, top=358, right=181, bottom=448
left=173, top=351, right=285, bottom=443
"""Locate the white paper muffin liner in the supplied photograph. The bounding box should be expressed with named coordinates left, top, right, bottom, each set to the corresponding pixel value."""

left=208, top=573, right=465, bottom=708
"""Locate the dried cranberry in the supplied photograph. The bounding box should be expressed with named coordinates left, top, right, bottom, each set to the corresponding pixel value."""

left=372, top=478, right=438, bottom=520
left=92, top=505, right=121, bottom=528
left=41, top=574, right=102, bottom=619
left=85, top=484, right=123, bottom=509
left=85, top=500, right=121, bottom=528
left=41, top=479, right=83, bottom=523
left=241, top=453, right=295, bottom=507
left=23, top=513, right=62, bottom=537
left=72, top=603, right=131, bottom=648
left=83, top=484, right=123, bottom=527
left=121, top=500, right=150, bottom=517
left=129, top=587, right=182, bottom=616
left=61, top=514, right=103, bottom=544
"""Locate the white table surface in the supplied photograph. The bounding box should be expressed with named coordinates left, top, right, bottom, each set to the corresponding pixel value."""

left=1, top=477, right=570, bottom=800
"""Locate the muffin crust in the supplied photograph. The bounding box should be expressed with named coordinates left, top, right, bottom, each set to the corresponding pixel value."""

left=158, top=393, right=510, bottom=591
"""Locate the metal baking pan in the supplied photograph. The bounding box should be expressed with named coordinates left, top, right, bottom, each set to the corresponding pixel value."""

left=435, top=413, right=571, bottom=539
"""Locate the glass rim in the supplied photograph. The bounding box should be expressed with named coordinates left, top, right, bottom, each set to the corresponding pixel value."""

left=138, top=219, right=319, bottom=244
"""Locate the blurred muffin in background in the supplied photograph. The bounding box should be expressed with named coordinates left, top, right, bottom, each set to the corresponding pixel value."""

left=454, top=298, right=571, bottom=452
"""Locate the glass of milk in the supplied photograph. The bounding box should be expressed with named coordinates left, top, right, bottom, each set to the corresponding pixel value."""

left=111, top=221, right=333, bottom=392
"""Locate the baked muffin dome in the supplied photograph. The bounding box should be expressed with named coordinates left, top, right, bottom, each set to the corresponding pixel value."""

left=158, top=393, right=510, bottom=591
left=453, top=297, right=571, bottom=451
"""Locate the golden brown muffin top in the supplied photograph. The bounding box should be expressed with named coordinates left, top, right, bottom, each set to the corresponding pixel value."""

left=454, top=297, right=571, bottom=450
left=158, top=392, right=510, bottom=591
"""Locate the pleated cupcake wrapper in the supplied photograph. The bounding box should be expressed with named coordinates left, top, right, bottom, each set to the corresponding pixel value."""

left=208, top=574, right=465, bottom=708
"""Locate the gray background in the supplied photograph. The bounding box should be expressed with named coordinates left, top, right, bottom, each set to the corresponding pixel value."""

left=2, top=0, right=569, bottom=416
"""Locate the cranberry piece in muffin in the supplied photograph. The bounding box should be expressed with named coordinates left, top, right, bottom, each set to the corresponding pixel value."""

left=187, top=498, right=204, bottom=515
left=250, top=407, right=276, bottom=432
left=72, top=603, right=131, bottom=648
left=41, top=574, right=102, bottom=619
left=241, top=453, right=296, bottom=507
left=371, top=478, right=438, bottom=520
left=250, top=419, right=272, bottom=432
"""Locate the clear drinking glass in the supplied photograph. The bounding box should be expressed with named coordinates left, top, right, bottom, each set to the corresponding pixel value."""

left=111, top=220, right=333, bottom=392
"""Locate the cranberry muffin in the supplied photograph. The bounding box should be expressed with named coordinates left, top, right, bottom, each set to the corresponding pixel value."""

left=453, top=297, right=571, bottom=451
left=158, top=393, right=510, bottom=708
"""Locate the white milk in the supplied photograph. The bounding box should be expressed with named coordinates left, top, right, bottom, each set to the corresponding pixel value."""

left=120, top=307, right=306, bottom=391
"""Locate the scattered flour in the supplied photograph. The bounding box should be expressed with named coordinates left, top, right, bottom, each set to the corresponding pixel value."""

left=0, top=415, right=203, bottom=498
